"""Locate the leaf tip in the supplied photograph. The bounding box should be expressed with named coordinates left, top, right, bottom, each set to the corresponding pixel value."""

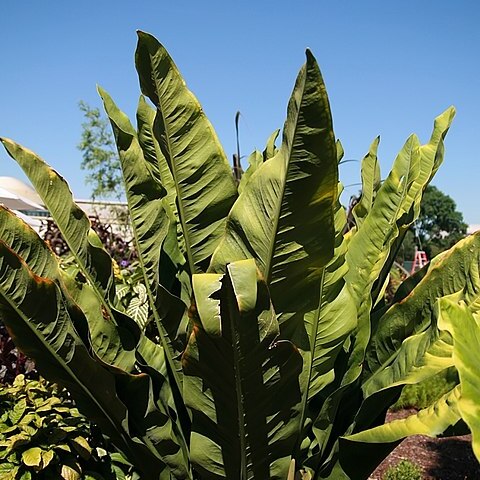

left=305, top=48, right=316, bottom=63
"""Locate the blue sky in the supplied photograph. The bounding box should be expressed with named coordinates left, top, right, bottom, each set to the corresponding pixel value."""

left=1, top=1, right=479, bottom=224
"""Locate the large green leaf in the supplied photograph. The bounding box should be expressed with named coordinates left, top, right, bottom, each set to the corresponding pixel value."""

left=345, top=109, right=456, bottom=385
left=370, top=108, right=455, bottom=303
left=182, top=259, right=303, bottom=479
left=366, top=232, right=480, bottom=376
left=297, top=185, right=357, bottom=458
left=135, top=94, right=192, bottom=306
left=0, top=206, right=136, bottom=371
left=351, top=136, right=380, bottom=229
left=353, top=325, right=455, bottom=436
left=136, top=95, right=179, bottom=230
left=0, top=241, right=175, bottom=480
left=135, top=31, right=237, bottom=274
left=99, top=88, right=188, bottom=383
left=340, top=387, right=462, bottom=480
left=0, top=138, right=140, bottom=362
left=344, top=133, right=422, bottom=384
left=210, top=50, right=338, bottom=344
left=304, top=189, right=356, bottom=398
left=0, top=150, right=191, bottom=478
left=438, top=298, right=480, bottom=460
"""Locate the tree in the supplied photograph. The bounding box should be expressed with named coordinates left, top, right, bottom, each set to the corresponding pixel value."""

left=77, top=100, right=123, bottom=199
left=396, top=185, right=468, bottom=263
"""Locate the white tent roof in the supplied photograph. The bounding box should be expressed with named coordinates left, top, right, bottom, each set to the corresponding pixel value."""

left=0, top=186, right=45, bottom=211
left=0, top=176, right=43, bottom=206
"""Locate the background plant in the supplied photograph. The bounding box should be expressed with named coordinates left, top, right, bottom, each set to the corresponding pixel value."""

left=382, top=460, right=422, bottom=480
left=0, top=32, right=479, bottom=480
left=0, top=322, right=37, bottom=385
left=0, top=375, right=138, bottom=480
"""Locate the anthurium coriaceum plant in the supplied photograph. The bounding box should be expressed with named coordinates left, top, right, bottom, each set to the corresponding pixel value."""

left=0, top=31, right=479, bottom=479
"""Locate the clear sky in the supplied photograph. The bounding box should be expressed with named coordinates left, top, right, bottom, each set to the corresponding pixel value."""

left=1, top=1, right=479, bottom=224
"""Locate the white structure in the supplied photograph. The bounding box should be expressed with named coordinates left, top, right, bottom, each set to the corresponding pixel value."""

left=0, top=177, right=47, bottom=231
left=0, top=177, right=129, bottom=237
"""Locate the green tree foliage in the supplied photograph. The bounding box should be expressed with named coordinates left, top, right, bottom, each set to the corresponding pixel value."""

left=78, top=101, right=123, bottom=200
left=396, top=185, right=468, bottom=263
left=1, top=32, right=480, bottom=480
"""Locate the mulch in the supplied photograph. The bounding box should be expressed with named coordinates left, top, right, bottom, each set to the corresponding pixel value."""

left=370, top=409, right=480, bottom=479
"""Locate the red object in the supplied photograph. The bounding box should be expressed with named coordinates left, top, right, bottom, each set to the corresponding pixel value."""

left=411, top=248, right=428, bottom=275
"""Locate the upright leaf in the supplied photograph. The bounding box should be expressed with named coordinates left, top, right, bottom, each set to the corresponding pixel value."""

left=297, top=186, right=357, bottom=458
left=183, top=259, right=303, bottom=479
left=99, top=87, right=188, bottom=387
left=351, top=136, right=380, bottom=229
left=263, top=129, right=280, bottom=161
left=370, top=108, right=455, bottom=302
left=344, top=134, right=421, bottom=384
left=238, top=150, right=263, bottom=195
left=210, top=50, right=338, bottom=343
left=135, top=31, right=237, bottom=274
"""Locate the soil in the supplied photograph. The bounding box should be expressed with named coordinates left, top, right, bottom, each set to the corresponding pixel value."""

left=370, top=409, right=480, bottom=479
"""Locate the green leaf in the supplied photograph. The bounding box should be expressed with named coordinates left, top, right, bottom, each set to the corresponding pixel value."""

left=183, top=259, right=303, bottom=479
left=135, top=95, right=179, bottom=239
left=61, top=460, right=82, bottom=480
left=0, top=242, right=171, bottom=479
left=69, top=436, right=92, bottom=460
left=354, top=325, right=455, bottom=434
left=0, top=140, right=140, bottom=372
left=0, top=205, right=58, bottom=279
left=237, top=150, right=263, bottom=195
left=263, top=129, right=280, bottom=161
left=352, top=136, right=380, bottom=229
left=366, top=232, right=480, bottom=376
left=41, top=449, right=55, bottom=469
left=9, top=399, right=27, bottom=424
left=210, top=50, right=338, bottom=343
left=126, top=284, right=149, bottom=329
left=0, top=463, right=19, bottom=480
left=298, top=185, right=357, bottom=456
left=340, top=387, right=462, bottom=480
left=22, top=447, right=42, bottom=468
left=438, top=298, right=480, bottom=461
left=370, top=108, right=456, bottom=302
left=19, top=469, right=32, bottom=480
left=99, top=87, right=187, bottom=377
left=135, top=31, right=238, bottom=274
left=345, top=133, right=422, bottom=383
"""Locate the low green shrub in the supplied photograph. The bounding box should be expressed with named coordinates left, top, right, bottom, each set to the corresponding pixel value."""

left=383, top=460, right=422, bottom=480
left=392, top=367, right=458, bottom=411
left=0, top=375, right=137, bottom=480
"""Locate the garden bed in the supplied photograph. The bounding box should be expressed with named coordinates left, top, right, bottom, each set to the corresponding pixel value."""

left=371, top=409, right=480, bottom=479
